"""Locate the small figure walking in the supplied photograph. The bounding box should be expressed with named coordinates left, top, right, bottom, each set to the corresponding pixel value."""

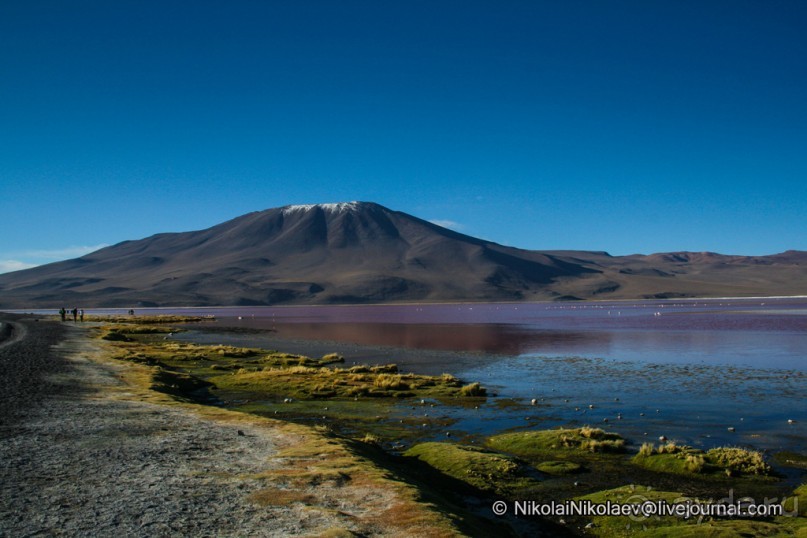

left=79, top=309, right=84, bottom=322
left=59, top=307, right=66, bottom=322
left=72, top=307, right=78, bottom=322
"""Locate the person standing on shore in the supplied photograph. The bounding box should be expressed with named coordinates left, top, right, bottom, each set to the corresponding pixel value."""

left=79, top=309, right=84, bottom=322
left=59, top=307, right=66, bottom=322
left=72, top=308, right=78, bottom=322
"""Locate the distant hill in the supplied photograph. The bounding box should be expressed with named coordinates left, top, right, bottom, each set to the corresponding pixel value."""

left=1, top=202, right=805, bottom=308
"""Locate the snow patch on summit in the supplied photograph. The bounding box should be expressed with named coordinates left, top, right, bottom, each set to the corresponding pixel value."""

left=281, top=202, right=362, bottom=215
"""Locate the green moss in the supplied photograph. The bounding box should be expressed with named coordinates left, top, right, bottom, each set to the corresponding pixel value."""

left=578, top=485, right=807, bottom=537
left=488, top=427, right=627, bottom=457
left=535, top=460, right=582, bottom=475
left=236, top=398, right=397, bottom=426
left=576, top=485, right=696, bottom=537
left=782, top=483, right=807, bottom=517
left=403, top=442, right=538, bottom=495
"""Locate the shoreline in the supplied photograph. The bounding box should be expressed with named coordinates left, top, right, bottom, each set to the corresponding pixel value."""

left=0, top=316, right=472, bottom=537
left=5, top=294, right=807, bottom=315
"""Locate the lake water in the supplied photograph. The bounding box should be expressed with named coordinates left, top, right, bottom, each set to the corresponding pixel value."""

left=74, top=298, right=807, bottom=457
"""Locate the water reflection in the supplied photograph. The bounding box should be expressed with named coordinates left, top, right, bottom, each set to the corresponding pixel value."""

left=168, top=300, right=807, bottom=456
left=263, top=322, right=612, bottom=356
left=215, top=317, right=805, bottom=371
left=86, top=297, right=807, bottom=370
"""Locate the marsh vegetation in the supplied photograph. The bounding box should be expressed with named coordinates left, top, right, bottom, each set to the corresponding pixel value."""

left=96, top=319, right=806, bottom=537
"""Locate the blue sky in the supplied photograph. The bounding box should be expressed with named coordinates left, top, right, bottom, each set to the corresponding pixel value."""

left=2, top=1, right=806, bottom=273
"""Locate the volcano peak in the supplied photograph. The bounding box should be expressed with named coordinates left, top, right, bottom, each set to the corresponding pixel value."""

left=280, top=202, right=365, bottom=216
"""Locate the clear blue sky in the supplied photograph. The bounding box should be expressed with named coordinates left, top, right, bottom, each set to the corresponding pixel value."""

left=2, top=1, right=806, bottom=273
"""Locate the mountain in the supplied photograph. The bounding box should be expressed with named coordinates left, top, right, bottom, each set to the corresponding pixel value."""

left=1, top=202, right=805, bottom=308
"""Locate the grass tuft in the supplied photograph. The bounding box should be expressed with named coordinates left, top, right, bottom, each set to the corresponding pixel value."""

left=374, top=374, right=411, bottom=391
left=458, top=382, right=486, bottom=397
left=632, top=444, right=773, bottom=477
left=706, top=447, right=772, bottom=477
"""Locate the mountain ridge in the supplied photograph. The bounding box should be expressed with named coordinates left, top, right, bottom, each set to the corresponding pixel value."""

left=1, top=202, right=805, bottom=308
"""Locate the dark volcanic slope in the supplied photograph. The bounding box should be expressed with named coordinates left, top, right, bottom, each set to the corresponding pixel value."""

left=0, top=202, right=595, bottom=307
left=1, top=202, right=805, bottom=308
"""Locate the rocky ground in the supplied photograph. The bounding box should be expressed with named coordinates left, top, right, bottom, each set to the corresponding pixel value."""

left=0, top=316, right=461, bottom=537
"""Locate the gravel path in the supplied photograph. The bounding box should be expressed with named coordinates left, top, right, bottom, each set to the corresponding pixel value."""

left=0, top=315, right=69, bottom=433
left=0, top=316, right=460, bottom=537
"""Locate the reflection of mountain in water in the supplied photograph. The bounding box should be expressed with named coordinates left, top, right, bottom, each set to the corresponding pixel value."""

left=227, top=315, right=806, bottom=371
left=251, top=322, right=614, bottom=356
